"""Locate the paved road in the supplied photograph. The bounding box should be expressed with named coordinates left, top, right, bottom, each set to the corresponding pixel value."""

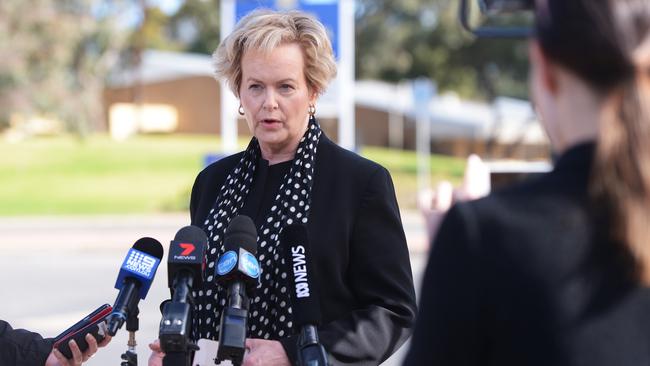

left=0, top=211, right=430, bottom=366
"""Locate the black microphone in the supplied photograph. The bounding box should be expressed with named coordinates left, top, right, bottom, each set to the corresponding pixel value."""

left=160, top=225, right=207, bottom=361
left=281, top=224, right=328, bottom=366
left=107, top=237, right=164, bottom=336
left=215, top=215, right=260, bottom=366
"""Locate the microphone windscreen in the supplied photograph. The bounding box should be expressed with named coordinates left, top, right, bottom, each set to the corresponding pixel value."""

left=134, top=237, right=164, bottom=259
left=281, top=224, right=321, bottom=327
left=168, top=225, right=208, bottom=288
left=116, top=237, right=163, bottom=299
left=224, top=215, right=258, bottom=254
left=173, top=225, right=208, bottom=247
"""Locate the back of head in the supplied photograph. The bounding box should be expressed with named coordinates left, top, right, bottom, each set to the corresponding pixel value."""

left=536, top=0, right=650, bottom=282
left=535, top=0, right=648, bottom=88
left=213, top=9, right=337, bottom=97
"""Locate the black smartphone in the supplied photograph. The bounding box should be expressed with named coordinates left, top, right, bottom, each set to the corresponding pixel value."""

left=53, top=304, right=112, bottom=359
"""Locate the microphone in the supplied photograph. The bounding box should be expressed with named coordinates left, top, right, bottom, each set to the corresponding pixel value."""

left=107, top=237, right=164, bottom=336
left=160, top=225, right=207, bottom=358
left=280, top=224, right=328, bottom=366
left=215, top=215, right=260, bottom=366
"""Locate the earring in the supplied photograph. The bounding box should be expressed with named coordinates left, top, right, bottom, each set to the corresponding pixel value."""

left=238, top=105, right=245, bottom=116
left=308, top=104, right=316, bottom=117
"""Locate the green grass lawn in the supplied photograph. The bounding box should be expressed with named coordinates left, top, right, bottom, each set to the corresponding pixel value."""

left=0, top=134, right=465, bottom=215
left=360, top=147, right=466, bottom=208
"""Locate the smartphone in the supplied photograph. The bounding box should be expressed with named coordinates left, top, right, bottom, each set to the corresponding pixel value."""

left=53, top=304, right=112, bottom=359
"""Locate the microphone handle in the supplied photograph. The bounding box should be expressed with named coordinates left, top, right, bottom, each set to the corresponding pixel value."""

left=160, top=273, right=193, bottom=354
left=108, top=280, right=140, bottom=336
left=228, top=281, right=247, bottom=309
left=298, top=325, right=328, bottom=366
left=216, top=281, right=250, bottom=366
left=301, top=325, right=320, bottom=345
left=172, top=272, right=194, bottom=304
left=162, top=352, right=191, bottom=366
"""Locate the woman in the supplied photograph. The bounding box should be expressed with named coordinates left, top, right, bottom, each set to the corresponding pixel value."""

left=151, top=9, right=417, bottom=366
left=405, top=0, right=650, bottom=365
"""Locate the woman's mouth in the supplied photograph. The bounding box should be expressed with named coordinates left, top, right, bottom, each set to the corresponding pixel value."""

left=260, top=118, right=282, bottom=126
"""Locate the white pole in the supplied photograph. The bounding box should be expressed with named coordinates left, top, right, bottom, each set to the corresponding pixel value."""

left=220, top=0, right=238, bottom=154
left=337, top=0, right=355, bottom=151
left=388, top=82, right=407, bottom=149
left=416, top=108, right=431, bottom=193
left=414, top=78, right=434, bottom=193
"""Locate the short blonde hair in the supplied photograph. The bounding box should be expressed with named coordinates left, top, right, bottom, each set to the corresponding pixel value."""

left=213, top=9, right=337, bottom=97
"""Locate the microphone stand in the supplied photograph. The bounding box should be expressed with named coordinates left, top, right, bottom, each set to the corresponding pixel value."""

left=160, top=301, right=199, bottom=366
left=121, top=299, right=140, bottom=366
left=215, top=282, right=249, bottom=366
left=160, top=274, right=199, bottom=366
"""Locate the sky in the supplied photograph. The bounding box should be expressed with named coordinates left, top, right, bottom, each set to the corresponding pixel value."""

left=153, top=0, right=185, bottom=14
left=110, top=0, right=185, bottom=29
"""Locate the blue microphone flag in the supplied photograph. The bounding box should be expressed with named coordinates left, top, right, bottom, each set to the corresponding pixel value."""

left=115, top=247, right=161, bottom=299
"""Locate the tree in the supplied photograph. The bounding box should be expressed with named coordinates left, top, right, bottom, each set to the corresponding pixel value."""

left=167, top=0, right=220, bottom=55
left=147, top=0, right=529, bottom=101
left=355, top=0, right=529, bottom=100
left=0, top=0, right=129, bottom=134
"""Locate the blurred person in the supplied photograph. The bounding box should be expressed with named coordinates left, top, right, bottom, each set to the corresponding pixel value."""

left=405, top=0, right=650, bottom=365
left=149, top=9, right=416, bottom=366
left=1, top=319, right=111, bottom=366
left=418, top=154, right=490, bottom=244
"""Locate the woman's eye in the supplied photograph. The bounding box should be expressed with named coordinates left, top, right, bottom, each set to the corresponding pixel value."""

left=280, top=84, right=294, bottom=91
left=249, top=84, right=261, bottom=90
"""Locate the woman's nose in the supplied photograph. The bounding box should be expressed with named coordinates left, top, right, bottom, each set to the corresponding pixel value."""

left=263, top=90, right=279, bottom=111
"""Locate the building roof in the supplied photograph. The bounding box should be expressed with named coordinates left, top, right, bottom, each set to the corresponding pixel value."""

left=107, top=49, right=340, bottom=119
left=106, top=50, right=547, bottom=144
left=355, top=80, right=547, bottom=144
left=107, top=50, right=215, bottom=88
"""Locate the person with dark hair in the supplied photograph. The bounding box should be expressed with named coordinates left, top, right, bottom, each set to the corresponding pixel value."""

left=0, top=319, right=110, bottom=366
left=404, top=0, right=650, bottom=365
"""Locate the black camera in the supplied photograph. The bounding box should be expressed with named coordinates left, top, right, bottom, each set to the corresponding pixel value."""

left=460, top=0, right=535, bottom=38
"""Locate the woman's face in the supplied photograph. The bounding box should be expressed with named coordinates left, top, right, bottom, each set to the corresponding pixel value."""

left=239, top=42, right=316, bottom=154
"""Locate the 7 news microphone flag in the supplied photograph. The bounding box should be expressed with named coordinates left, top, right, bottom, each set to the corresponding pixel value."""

left=160, top=225, right=208, bottom=366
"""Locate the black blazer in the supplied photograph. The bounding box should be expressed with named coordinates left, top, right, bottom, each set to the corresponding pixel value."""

left=190, top=135, right=417, bottom=365
left=404, top=143, right=650, bottom=366
left=0, top=320, right=52, bottom=366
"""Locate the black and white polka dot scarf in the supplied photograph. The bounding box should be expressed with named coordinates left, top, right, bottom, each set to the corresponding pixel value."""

left=195, top=116, right=321, bottom=341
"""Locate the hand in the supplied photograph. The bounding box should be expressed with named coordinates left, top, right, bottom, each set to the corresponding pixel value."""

left=419, top=154, right=490, bottom=244
left=45, top=333, right=112, bottom=366
left=148, top=339, right=165, bottom=366
left=456, top=154, right=490, bottom=202
left=419, top=180, right=454, bottom=243
left=243, top=338, right=290, bottom=366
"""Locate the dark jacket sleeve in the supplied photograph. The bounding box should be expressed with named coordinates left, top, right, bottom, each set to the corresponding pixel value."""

left=281, top=166, right=417, bottom=365
left=403, top=203, right=484, bottom=365
left=0, top=320, right=53, bottom=366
